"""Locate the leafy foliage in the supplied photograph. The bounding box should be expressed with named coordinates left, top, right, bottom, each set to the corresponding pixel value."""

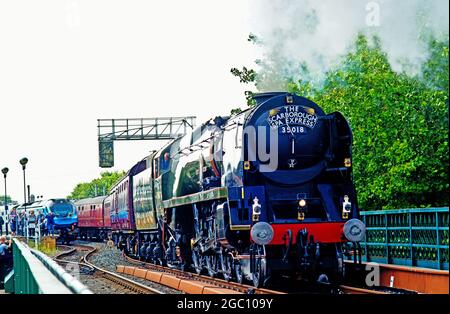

left=230, top=66, right=256, bottom=84
left=229, top=91, right=257, bottom=115
left=0, top=195, right=13, bottom=206
left=422, top=37, right=449, bottom=92
left=67, top=171, right=125, bottom=200
left=233, top=33, right=449, bottom=210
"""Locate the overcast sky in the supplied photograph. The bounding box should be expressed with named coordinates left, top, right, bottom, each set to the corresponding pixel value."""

left=0, top=0, right=257, bottom=202
left=1, top=1, right=447, bottom=203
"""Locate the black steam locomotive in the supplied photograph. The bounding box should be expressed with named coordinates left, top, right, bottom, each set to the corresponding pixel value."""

left=88, top=92, right=366, bottom=288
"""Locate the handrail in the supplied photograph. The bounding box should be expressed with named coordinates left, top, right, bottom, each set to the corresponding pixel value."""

left=357, top=207, right=449, bottom=270
left=361, top=207, right=449, bottom=215
left=30, top=247, right=92, bottom=294
left=11, top=239, right=93, bottom=294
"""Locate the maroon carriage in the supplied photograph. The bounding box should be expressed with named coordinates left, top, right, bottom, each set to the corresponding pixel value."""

left=75, top=196, right=110, bottom=240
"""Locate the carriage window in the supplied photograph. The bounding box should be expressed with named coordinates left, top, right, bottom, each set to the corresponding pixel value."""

left=154, top=158, right=160, bottom=177
left=160, top=152, right=170, bottom=173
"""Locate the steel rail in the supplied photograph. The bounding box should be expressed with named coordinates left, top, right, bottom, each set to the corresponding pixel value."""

left=54, top=245, right=164, bottom=294
left=338, top=285, right=389, bottom=294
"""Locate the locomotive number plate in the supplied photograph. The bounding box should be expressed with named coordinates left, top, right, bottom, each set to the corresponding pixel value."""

left=279, top=125, right=308, bottom=135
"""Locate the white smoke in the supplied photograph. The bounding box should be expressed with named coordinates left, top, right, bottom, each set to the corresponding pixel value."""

left=250, top=0, right=449, bottom=90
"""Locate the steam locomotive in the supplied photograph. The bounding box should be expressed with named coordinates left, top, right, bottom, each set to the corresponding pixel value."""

left=77, top=92, right=366, bottom=287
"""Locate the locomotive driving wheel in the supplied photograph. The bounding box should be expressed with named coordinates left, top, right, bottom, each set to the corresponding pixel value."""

left=251, top=244, right=267, bottom=288
left=219, top=249, right=233, bottom=281
left=234, top=260, right=244, bottom=284
left=205, top=253, right=219, bottom=277
left=191, top=249, right=203, bottom=274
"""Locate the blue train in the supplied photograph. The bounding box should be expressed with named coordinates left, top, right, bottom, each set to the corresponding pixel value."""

left=15, top=198, right=78, bottom=241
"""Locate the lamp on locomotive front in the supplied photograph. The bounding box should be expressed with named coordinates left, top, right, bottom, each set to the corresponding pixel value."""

left=286, top=94, right=294, bottom=104
left=342, top=195, right=352, bottom=219
left=298, top=199, right=306, bottom=221
left=252, top=196, right=262, bottom=222
left=344, top=158, right=352, bottom=168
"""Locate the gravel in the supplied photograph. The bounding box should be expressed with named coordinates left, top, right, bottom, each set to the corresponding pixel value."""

left=74, top=240, right=182, bottom=294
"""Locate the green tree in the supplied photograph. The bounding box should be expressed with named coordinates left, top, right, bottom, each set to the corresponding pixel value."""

left=67, top=171, right=125, bottom=200
left=301, top=35, right=448, bottom=209
left=0, top=195, right=13, bottom=206
left=422, top=36, right=449, bottom=92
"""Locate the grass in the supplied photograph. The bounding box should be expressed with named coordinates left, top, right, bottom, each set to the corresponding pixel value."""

left=26, top=237, right=58, bottom=256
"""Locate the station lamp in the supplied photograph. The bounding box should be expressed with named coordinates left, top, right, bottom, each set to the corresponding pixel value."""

left=19, top=157, right=29, bottom=204
left=1, top=167, right=9, bottom=235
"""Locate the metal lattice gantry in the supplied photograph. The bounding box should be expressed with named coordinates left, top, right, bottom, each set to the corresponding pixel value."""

left=98, top=117, right=196, bottom=168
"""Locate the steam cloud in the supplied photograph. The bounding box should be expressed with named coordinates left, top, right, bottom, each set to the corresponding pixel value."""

left=250, top=0, right=449, bottom=90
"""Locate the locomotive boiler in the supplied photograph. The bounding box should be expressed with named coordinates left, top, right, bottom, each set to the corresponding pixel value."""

left=103, top=92, right=366, bottom=287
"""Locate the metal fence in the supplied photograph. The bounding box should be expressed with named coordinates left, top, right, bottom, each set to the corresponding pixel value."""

left=6, top=239, right=92, bottom=294
left=359, top=207, right=449, bottom=270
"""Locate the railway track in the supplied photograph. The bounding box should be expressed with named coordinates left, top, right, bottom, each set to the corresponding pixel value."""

left=54, top=245, right=164, bottom=294
left=54, top=243, right=421, bottom=295
left=339, top=285, right=419, bottom=294
left=338, top=285, right=389, bottom=294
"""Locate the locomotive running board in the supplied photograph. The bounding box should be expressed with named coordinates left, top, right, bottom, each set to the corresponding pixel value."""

left=229, top=225, right=251, bottom=231
left=162, top=187, right=228, bottom=208
left=234, top=254, right=266, bottom=260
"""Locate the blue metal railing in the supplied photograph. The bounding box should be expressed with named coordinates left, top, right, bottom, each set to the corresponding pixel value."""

left=358, top=207, right=449, bottom=270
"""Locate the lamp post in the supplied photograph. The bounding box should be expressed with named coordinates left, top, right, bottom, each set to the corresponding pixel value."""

left=20, top=158, right=28, bottom=240
left=1, top=167, right=9, bottom=235
left=20, top=157, right=29, bottom=203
